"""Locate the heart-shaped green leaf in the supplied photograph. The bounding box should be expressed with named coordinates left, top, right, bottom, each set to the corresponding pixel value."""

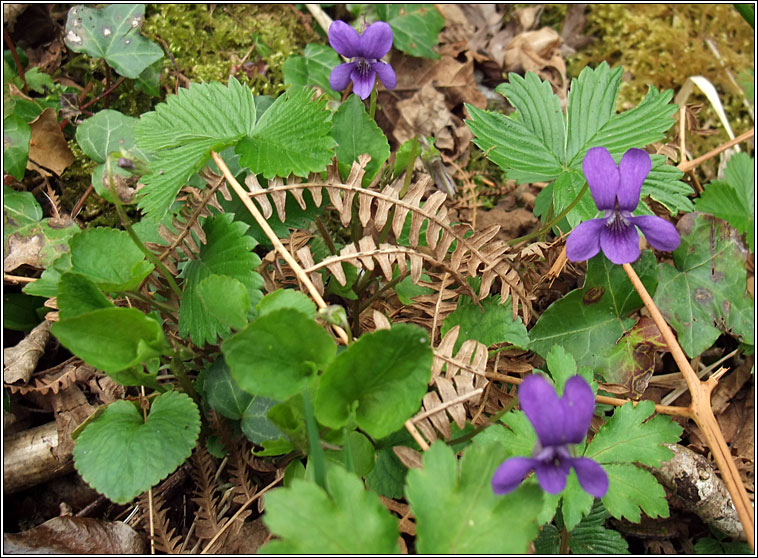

left=3, top=114, right=31, bottom=180
left=73, top=391, right=200, bottom=504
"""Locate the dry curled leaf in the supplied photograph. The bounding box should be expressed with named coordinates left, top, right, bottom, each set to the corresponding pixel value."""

left=4, top=517, right=145, bottom=554
left=3, top=320, right=51, bottom=384
left=27, top=108, right=74, bottom=177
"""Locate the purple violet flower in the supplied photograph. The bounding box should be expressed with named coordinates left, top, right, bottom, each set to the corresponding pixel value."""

left=492, top=374, right=609, bottom=497
left=328, top=20, right=397, bottom=100
left=565, top=147, right=680, bottom=265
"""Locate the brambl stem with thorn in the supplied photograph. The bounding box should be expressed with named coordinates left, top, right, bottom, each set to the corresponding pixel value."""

left=622, top=262, right=754, bottom=550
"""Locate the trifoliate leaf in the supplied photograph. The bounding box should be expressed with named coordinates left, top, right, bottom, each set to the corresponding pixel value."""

left=3, top=114, right=31, bottom=179
left=331, top=94, right=390, bottom=186
left=374, top=5, right=445, bottom=59
left=315, top=323, right=433, bottom=439
left=654, top=212, right=754, bottom=357
left=405, top=441, right=542, bottom=554
left=441, top=294, right=529, bottom=351
left=135, top=77, right=257, bottom=218
left=236, top=86, right=336, bottom=180
left=178, top=214, right=262, bottom=346
left=222, top=309, right=337, bottom=401
left=569, top=500, right=630, bottom=554
left=282, top=43, right=341, bottom=99
left=600, top=464, right=669, bottom=522
left=73, top=391, right=200, bottom=504
left=529, top=250, right=658, bottom=380
left=64, top=4, right=163, bottom=79
left=260, top=466, right=399, bottom=553
left=51, top=307, right=170, bottom=374
left=68, top=227, right=153, bottom=293
left=584, top=400, right=681, bottom=468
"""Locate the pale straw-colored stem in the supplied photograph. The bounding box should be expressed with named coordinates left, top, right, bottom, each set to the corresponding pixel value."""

left=623, top=263, right=753, bottom=549
left=677, top=128, right=754, bottom=173
left=210, top=152, right=350, bottom=345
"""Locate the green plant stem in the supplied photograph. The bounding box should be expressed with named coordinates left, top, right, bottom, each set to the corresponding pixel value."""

left=169, top=355, right=199, bottom=405
left=368, top=84, right=377, bottom=119
left=303, top=386, right=327, bottom=490
left=356, top=273, right=404, bottom=315
left=314, top=216, right=338, bottom=255
left=343, top=427, right=355, bottom=474
left=508, top=182, right=589, bottom=247
left=125, top=290, right=178, bottom=315
left=559, top=525, right=570, bottom=554
left=106, top=160, right=182, bottom=298
left=400, top=138, right=419, bottom=198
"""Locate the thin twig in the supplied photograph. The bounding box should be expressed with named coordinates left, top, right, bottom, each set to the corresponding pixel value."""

left=210, top=151, right=349, bottom=345
left=677, top=128, right=754, bottom=173
left=623, top=263, right=754, bottom=549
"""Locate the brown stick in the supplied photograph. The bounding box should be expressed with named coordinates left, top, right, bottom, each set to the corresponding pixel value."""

left=677, top=128, right=754, bottom=173
left=210, top=151, right=349, bottom=345
left=623, top=263, right=753, bottom=549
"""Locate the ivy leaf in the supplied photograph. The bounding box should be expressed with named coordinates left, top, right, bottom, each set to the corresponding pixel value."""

left=441, top=294, right=529, bottom=352
left=331, top=94, right=390, bottom=186
left=178, top=214, right=262, bottom=347
left=64, top=4, right=163, bottom=79
left=261, top=466, right=399, bottom=553
left=73, top=391, right=200, bottom=504
left=529, top=250, right=658, bottom=381
left=135, top=77, right=257, bottom=218
left=374, top=5, right=445, bottom=59
left=695, top=153, right=754, bottom=252
left=654, top=212, right=754, bottom=357
left=3, top=186, right=79, bottom=273
left=282, top=43, right=341, bottom=99
left=222, top=309, right=337, bottom=401
left=315, top=323, right=433, bottom=439
left=68, top=227, right=153, bottom=293
left=405, top=441, right=542, bottom=554
left=569, top=500, right=630, bottom=554
left=51, top=307, right=170, bottom=375
left=237, top=86, right=336, bottom=180
left=3, top=114, right=31, bottom=180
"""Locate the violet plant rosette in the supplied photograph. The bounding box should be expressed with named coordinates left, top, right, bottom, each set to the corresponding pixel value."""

left=491, top=374, right=609, bottom=497
left=565, top=147, right=680, bottom=265
left=328, top=20, right=397, bottom=100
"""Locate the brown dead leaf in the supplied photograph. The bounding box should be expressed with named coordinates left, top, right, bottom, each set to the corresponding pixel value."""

left=4, top=517, right=145, bottom=554
left=560, top=4, right=593, bottom=52
left=51, top=381, right=96, bottom=461
left=504, top=27, right=568, bottom=105
left=27, top=108, right=74, bottom=177
left=3, top=320, right=51, bottom=384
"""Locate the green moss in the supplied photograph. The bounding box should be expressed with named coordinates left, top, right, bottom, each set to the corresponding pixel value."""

left=142, top=4, right=318, bottom=97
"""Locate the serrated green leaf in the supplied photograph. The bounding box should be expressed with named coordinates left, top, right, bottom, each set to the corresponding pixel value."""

left=51, top=307, right=170, bottom=374
left=283, top=43, right=341, bottom=99
left=366, top=447, right=408, bottom=499
left=441, top=294, right=529, bottom=351
left=473, top=409, right=536, bottom=458
left=331, top=94, right=390, bottom=186
left=654, top=212, right=754, bottom=357
left=585, top=400, right=681, bottom=467
left=315, top=323, right=433, bottom=439
left=569, top=500, right=630, bottom=554
left=178, top=214, right=261, bottom=346
left=73, top=391, right=200, bottom=504
left=223, top=309, right=337, bottom=401
left=694, top=536, right=753, bottom=555
left=374, top=5, right=445, bottom=59
left=406, top=441, right=542, bottom=553
left=69, top=227, right=153, bottom=292
left=544, top=345, right=595, bottom=394
left=600, top=463, right=669, bottom=522
left=553, top=168, right=598, bottom=228
left=529, top=251, right=658, bottom=379
left=64, top=4, right=163, bottom=79
left=261, top=466, right=399, bottom=553
left=195, top=274, right=249, bottom=332
left=256, top=288, right=317, bottom=318
left=136, top=77, right=256, bottom=217
left=560, top=471, right=595, bottom=531
left=57, top=272, right=113, bottom=318
left=642, top=154, right=693, bottom=216
left=236, top=86, right=336, bottom=179
left=3, top=114, right=30, bottom=179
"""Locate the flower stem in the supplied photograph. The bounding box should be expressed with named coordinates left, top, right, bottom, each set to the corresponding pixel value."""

left=369, top=83, right=378, bottom=119
left=622, top=263, right=754, bottom=549
left=507, top=183, right=589, bottom=247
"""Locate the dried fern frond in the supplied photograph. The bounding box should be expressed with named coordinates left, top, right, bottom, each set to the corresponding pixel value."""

left=6, top=362, right=96, bottom=396
left=141, top=491, right=184, bottom=555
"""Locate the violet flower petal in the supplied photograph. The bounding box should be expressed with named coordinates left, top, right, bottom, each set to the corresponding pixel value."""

left=519, top=375, right=565, bottom=447
left=329, top=62, right=357, bottom=91
left=370, top=61, right=397, bottom=90
left=491, top=456, right=536, bottom=495
left=600, top=221, right=640, bottom=264
left=328, top=20, right=361, bottom=58
left=582, top=147, right=619, bottom=210
left=360, top=21, right=393, bottom=59
left=617, top=148, right=651, bottom=211
left=534, top=455, right=571, bottom=494
left=565, top=218, right=605, bottom=262
left=351, top=66, right=377, bottom=99
left=571, top=457, right=609, bottom=497
left=561, top=376, right=596, bottom=444
left=629, top=215, right=681, bottom=252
